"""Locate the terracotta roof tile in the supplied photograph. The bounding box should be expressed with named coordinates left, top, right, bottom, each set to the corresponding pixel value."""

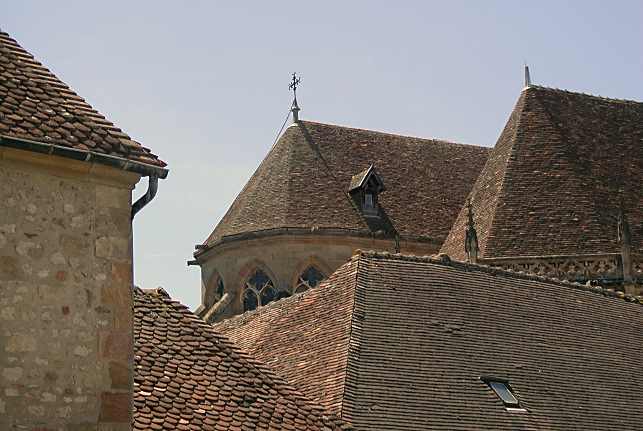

left=442, top=86, right=643, bottom=259
left=133, top=288, right=350, bottom=430
left=216, top=251, right=643, bottom=430
left=203, top=121, right=489, bottom=247
left=0, top=30, right=165, bottom=168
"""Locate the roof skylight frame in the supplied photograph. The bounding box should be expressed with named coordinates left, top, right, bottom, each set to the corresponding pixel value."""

left=480, top=376, right=527, bottom=413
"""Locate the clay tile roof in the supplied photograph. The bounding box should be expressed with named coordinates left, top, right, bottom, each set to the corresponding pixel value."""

left=203, top=121, right=489, bottom=247
left=215, top=251, right=643, bottom=430
left=441, top=86, right=643, bottom=260
left=133, top=288, right=350, bottom=430
left=0, top=30, right=166, bottom=169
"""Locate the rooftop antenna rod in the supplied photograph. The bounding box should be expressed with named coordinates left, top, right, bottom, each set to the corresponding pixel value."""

left=524, top=63, right=531, bottom=88
left=289, top=72, right=301, bottom=122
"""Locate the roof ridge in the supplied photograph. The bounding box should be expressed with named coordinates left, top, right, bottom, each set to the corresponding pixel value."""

left=338, top=254, right=363, bottom=423
left=294, top=122, right=370, bottom=231
left=524, top=85, right=643, bottom=105
left=478, top=90, right=528, bottom=257
left=355, top=249, right=643, bottom=305
left=299, top=120, right=485, bottom=149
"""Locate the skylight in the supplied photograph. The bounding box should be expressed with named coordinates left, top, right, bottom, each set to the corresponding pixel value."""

left=488, top=381, right=519, bottom=406
left=481, top=377, right=525, bottom=412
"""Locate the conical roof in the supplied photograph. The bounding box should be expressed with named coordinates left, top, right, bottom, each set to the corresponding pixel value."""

left=442, top=86, right=643, bottom=260
left=204, top=121, right=489, bottom=247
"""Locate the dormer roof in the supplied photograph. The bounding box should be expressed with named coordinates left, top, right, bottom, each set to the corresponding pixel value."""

left=348, top=164, right=385, bottom=193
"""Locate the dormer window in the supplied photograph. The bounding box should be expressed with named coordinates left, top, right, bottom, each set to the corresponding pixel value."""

left=348, top=164, right=385, bottom=218
left=364, top=193, right=375, bottom=213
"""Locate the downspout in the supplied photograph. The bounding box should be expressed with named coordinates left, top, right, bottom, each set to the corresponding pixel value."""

left=131, top=175, right=159, bottom=220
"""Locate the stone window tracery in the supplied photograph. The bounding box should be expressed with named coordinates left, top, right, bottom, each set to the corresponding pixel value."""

left=295, top=266, right=325, bottom=294
left=243, top=269, right=277, bottom=312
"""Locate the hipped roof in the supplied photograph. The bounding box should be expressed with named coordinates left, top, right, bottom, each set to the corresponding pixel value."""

left=442, top=86, right=643, bottom=260
left=0, top=30, right=165, bottom=169
left=203, top=121, right=489, bottom=248
left=215, top=251, right=643, bottom=430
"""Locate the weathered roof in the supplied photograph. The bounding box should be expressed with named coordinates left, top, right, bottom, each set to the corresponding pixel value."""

left=133, top=288, right=349, bottom=430
left=216, top=251, right=643, bottom=430
left=442, top=86, right=643, bottom=260
left=0, top=30, right=166, bottom=170
left=203, top=121, right=489, bottom=248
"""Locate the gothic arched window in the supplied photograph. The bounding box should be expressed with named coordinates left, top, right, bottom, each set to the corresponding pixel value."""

left=295, top=266, right=325, bottom=294
left=243, top=269, right=277, bottom=312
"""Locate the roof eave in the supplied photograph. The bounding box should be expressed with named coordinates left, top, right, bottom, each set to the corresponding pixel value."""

left=0, top=134, right=169, bottom=179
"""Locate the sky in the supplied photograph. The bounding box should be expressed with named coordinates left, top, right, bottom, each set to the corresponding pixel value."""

left=4, top=1, right=643, bottom=309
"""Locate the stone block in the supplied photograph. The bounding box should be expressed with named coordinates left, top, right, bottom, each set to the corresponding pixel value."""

left=98, top=391, right=130, bottom=423
left=108, top=361, right=130, bottom=390
left=101, top=330, right=131, bottom=362
left=0, top=256, right=22, bottom=280
left=96, top=185, right=129, bottom=209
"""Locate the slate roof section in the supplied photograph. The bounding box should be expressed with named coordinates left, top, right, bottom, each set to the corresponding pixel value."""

left=216, top=251, right=643, bottom=431
left=0, top=30, right=165, bottom=169
left=202, top=121, right=489, bottom=248
left=441, top=86, right=643, bottom=260
left=133, top=288, right=349, bottom=430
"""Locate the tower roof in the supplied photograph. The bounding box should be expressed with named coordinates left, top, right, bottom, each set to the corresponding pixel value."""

left=202, top=121, right=489, bottom=249
left=215, top=251, right=643, bottom=430
left=0, top=30, right=166, bottom=171
left=441, top=86, right=643, bottom=260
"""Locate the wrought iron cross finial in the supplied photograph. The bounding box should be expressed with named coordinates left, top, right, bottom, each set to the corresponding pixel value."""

left=289, top=72, right=301, bottom=96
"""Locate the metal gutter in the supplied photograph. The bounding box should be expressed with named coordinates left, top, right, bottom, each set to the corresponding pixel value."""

left=131, top=175, right=158, bottom=220
left=0, top=134, right=168, bottom=179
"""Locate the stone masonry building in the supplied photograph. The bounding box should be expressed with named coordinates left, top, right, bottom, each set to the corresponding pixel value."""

left=0, top=30, right=167, bottom=429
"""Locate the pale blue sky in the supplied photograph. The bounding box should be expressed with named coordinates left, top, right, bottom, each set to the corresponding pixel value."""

left=4, top=1, right=643, bottom=309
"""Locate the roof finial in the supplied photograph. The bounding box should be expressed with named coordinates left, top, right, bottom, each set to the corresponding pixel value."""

left=289, top=72, right=301, bottom=122
left=524, top=63, right=531, bottom=88
left=464, top=199, right=479, bottom=264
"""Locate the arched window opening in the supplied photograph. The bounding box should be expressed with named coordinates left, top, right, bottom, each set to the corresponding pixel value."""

left=204, top=272, right=225, bottom=309
left=216, top=277, right=224, bottom=298
left=295, top=266, right=325, bottom=294
left=243, top=269, right=277, bottom=312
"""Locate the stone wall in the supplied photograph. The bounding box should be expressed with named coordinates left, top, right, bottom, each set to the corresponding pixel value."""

left=197, top=234, right=438, bottom=320
left=0, top=147, right=139, bottom=430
